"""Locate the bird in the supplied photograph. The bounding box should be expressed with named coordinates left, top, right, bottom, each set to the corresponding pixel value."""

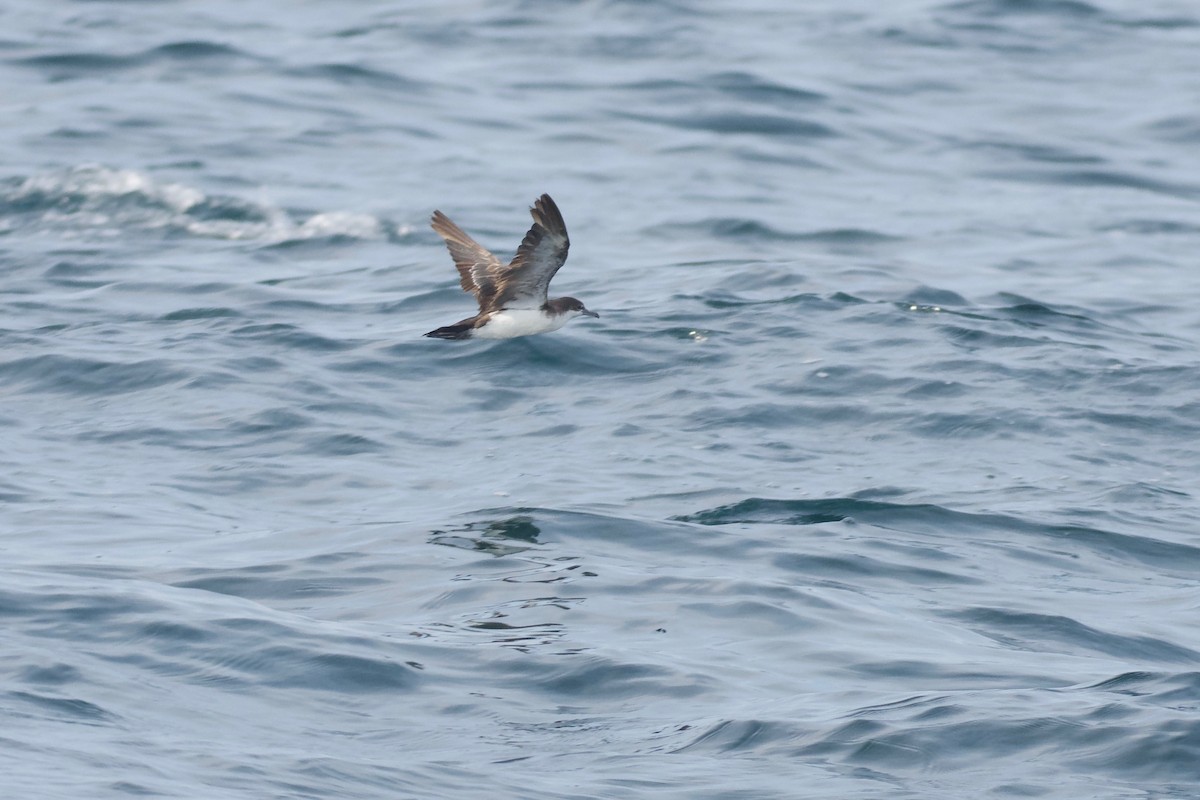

left=424, top=194, right=599, bottom=340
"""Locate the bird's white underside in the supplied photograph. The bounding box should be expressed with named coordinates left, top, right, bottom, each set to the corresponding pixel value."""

left=471, top=308, right=575, bottom=339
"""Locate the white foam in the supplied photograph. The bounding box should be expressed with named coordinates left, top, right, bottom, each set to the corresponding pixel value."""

left=4, top=165, right=389, bottom=244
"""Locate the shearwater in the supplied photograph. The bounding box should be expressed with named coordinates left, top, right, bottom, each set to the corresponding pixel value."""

left=424, top=194, right=599, bottom=340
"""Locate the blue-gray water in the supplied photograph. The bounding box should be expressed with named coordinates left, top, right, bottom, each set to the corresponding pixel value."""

left=3, top=1, right=1200, bottom=798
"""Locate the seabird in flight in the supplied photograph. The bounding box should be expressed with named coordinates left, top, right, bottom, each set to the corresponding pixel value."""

left=424, top=194, right=599, bottom=339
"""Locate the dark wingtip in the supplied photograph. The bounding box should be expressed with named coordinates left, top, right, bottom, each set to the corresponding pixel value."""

left=529, top=194, right=567, bottom=244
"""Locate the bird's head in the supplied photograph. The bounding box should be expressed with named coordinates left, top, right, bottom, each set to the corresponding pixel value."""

left=555, top=297, right=600, bottom=319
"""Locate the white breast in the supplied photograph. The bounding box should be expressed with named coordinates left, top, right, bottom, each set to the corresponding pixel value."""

left=473, top=309, right=569, bottom=339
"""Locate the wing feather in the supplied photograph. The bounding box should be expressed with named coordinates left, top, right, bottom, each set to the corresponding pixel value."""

left=493, top=194, right=570, bottom=309
left=430, top=210, right=502, bottom=311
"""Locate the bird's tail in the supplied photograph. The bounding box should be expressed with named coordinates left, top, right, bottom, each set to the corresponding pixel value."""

left=424, top=322, right=474, bottom=340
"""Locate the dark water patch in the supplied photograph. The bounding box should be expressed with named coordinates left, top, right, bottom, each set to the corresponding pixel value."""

left=379, top=287, right=467, bottom=314
left=1112, top=14, right=1200, bottom=30
left=431, top=515, right=544, bottom=556
left=676, top=497, right=905, bottom=526
left=0, top=354, right=188, bottom=396
left=686, top=401, right=885, bottom=431
left=980, top=168, right=1200, bottom=200
left=432, top=335, right=666, bottom=378
left=792, top=712, right=1096, bottom=772
left=227, top=355, right=284, bottom=373
left=43, top=127, right=108, bottom=141
left=8, top=691, right=118, bottom=723
left=445, top=507, right=738, bottom=560
left=261, top=232, right=378, bottom=250
left=11, top=52, right=143, bottom=76
left=685, top=289, right=844, bottom=311
left=0, top=484, right=34, bottom=503
left=138, top=620, right=211, bottom=645
left=673, top=718, right=796, bottom=754
left=959, top=139, right=1105, bottom=165
left=910, top=409, right=1054, bottom=438
left=9, top=580, right=424, bottom=695
left=464, top=619, right=569, bottom=653
left=108, top=781, right=165, bottom=796
left=902, top=286, right=970, bottom=307
left=903, top=379, right=970, bottom=399
left=619, top=110, right=835, bottom=138
left=19, top=663, right=83, bottom=686
left=941, top=0, right=1102, bottom=19
left=183, top=195, right=276, bottom=224
left=0, top=585, right=154, bottom=628
left=230, top=323, right=354, bottom=352
left=1100, top=482, right=1192, bottom=505
left=42, top=260, right=123, bottom=290
left=230, top=408, right=314, bottom=436
left=761, top=365, right=921, bottom=398
left=259, top=298, right=353, bottom=315
left=148, top=41, right=251, bottom=61
left=11, top=41, right=256, bottom=80
left=174, top=572, right=386, bottom=601
left=161, top=306, right=242, bottom=321
left=581, top=31, right=691, bottom=60
left=302, top=398, right=391, bottom=419
left=913, top=295, right=1113, bottom=348
left=302, top=432, right=387, bottom=456
left=687, top=217, right=788, bottom=242
left=773, top=552, right=977, bottom=587
left=165, top=464, right=339, bottom=496
left=496, top=655, right=707, bottom=700
left=796, top=228, right=901, bottom=246
left=708, top=70, right=827, bottom=104
left=1088, top=671, right=1200, bottom=707
left=619, top=71, right=827, bottom=108
left=674, top=497, right=1200, bottom=574
left=1098, top=219, right=1200, bottom=236
left=681, top=599, right=814, bottom=632
left=949, top=608, right=1200, bottom=664
left=829, top=291, right=870, bottom=306
left=287, top=63, right=426, bottom=93
left=875, top=25, right=963, bottom=49
left=1075, top=719, right=1200, bottom=782
left=664, top=217, right=896, bottom=245
left=1080, top=409, right=1200, bottom=437
left=526, top=423, right=579, bottom=437
left=640, top=326, right=724, bottom=341
left=1146, top=114, right=1200, bottom=143
left=75, top=425, right=220, bottom=450
left=992, top=295, right=1097, bottom=326
left=935, top=322, right=1077, bottom=351
left=245, top=646, right=419, bottom=693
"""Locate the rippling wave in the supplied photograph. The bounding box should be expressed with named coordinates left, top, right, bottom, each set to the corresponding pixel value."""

left=0, top=165, right=393, bottom=242
left=3, top=0, right=1200, bottom=798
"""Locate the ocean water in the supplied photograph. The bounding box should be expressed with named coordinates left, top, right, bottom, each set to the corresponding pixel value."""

left=3, top=1, right=1200, bottom=798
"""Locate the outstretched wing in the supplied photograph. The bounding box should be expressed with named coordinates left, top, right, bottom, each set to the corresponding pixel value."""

left=430, top=210, right=503, bottom=311
left=492, top=194, right=570, bottom=310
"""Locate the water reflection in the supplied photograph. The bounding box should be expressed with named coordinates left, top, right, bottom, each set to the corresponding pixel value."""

left=429, top=514, right=542, bottom=556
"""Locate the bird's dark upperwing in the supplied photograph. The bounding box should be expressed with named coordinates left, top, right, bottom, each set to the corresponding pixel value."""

left=493, top=194, right=570, bottom=310
left=430, top=210, right=503, bottom=311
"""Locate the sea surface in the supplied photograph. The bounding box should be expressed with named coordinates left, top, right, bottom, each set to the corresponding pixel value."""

left=3, top=1, right=1200, bottom=798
